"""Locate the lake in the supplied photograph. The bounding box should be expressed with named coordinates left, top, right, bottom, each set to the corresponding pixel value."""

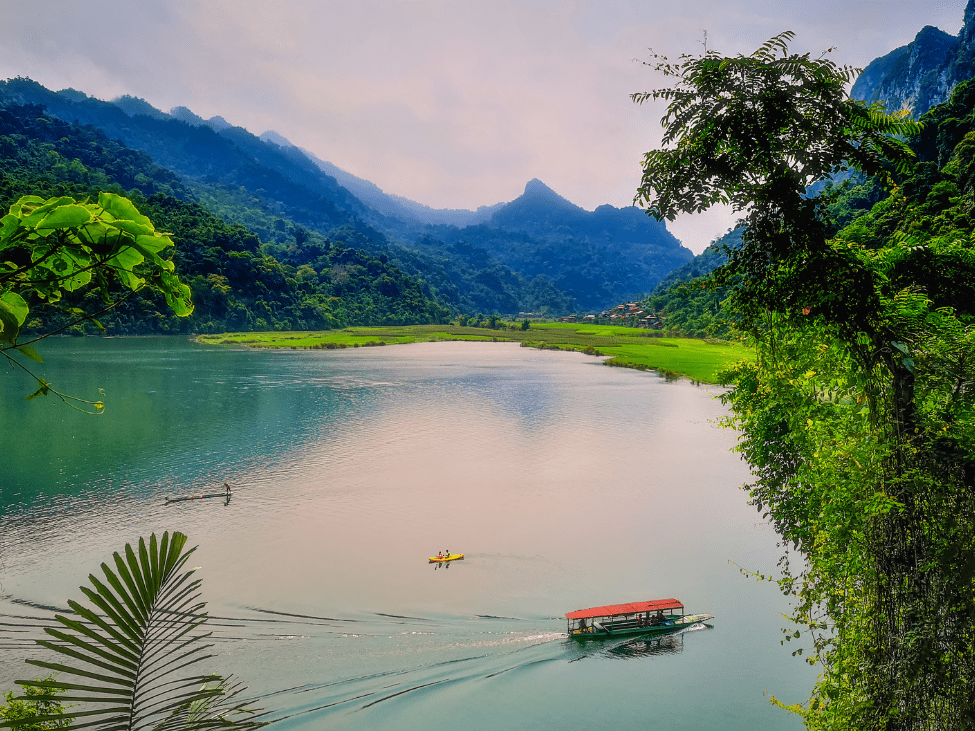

left=0, top=337, right=816, bottom=729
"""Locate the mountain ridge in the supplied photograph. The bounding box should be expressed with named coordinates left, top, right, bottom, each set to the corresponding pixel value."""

left=851, top=0, right=975, bottom=116
left=0, top=76, right=693, bottom=314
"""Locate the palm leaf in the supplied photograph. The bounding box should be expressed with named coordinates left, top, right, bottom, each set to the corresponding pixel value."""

left=0, top=532, right=264, bottom=731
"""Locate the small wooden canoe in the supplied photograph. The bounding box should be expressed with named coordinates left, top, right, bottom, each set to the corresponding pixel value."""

left=165, top=492, right=228, bottom=503
left=166, top=484, right=231, bottom=504
left=429, top=554, right=464, bottom=563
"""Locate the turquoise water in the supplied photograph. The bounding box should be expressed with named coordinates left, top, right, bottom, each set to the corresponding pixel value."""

left=0, top=337, right=815, bottom=729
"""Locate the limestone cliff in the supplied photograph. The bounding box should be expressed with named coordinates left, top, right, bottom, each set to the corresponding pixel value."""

left=851, top=0, right=975, bottom=117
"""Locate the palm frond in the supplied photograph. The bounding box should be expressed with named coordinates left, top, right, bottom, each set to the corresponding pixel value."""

left=0, top=532, right=264, bottom=731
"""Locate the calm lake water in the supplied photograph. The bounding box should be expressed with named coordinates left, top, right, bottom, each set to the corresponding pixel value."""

left=0, top=337, right=816, bottom=729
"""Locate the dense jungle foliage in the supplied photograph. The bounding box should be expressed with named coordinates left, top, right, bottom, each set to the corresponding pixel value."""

left=636, top=34, right=975, bottom=730
left=641, top=229, right=737, bottom=338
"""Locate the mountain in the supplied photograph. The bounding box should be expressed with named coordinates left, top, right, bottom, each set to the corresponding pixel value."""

left=258, top=130, right=504, bottom=227
left=0, top=79, right=577, bottom=316
left=0, top=77, right=371, bottom=229
left=0, top=102, right=451, bottom=333
left=297, top=143, right=502, bottom=227
left=0, top=77, right=692, bottom=316
left=433, top=179, right=693, bottom=311
left=851, top=0, right=975, bottom=116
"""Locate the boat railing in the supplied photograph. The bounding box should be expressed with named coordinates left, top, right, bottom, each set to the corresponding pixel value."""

left=571, top=613, right=681, bottom=634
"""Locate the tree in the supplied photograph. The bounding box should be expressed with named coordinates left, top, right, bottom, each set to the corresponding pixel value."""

left=634, top=33, right=975, bottom=729
left=0, top=193, right=194, bottom=410
left=0, top=532, right=264, bottom=731
left=0, top=682, right=70, bottom=731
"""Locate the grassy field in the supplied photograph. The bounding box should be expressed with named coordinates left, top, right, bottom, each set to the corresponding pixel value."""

left=196, top=323, right=753, bottom=383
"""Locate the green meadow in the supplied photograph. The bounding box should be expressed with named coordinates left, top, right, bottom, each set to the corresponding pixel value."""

left=197, top=323, right=752, bottom=383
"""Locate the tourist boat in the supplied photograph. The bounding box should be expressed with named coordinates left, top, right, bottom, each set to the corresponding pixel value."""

left=566, top=598, right=712, bottom=638
left=428, top=553, right=464, bottom=563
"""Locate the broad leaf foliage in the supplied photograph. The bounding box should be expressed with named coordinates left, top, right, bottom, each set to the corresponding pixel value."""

left=635, top=34, right=975, bottom=729
left=0, top=193, right=194, bottom=409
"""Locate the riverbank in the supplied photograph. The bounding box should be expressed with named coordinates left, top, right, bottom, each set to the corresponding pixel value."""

left=195, top=323, right=752, bottom=383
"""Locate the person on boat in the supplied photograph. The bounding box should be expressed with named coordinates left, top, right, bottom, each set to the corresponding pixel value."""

left=445, top=549, right=450, bottom=558
left=437, top=551, right=444, bottom=559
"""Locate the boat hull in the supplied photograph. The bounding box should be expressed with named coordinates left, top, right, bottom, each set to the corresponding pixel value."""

left=570, top=613, right=712, bottom=639
left=429, top=554, right=464, bottom=563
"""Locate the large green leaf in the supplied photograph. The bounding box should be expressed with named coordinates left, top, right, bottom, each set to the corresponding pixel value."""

left=0, top=292, right=28, bottom=345
left=0, top=213, right=22, bottom=247
left=98, top=192, right=153, bottom=229
left=18, top=197, right=76, bottom=227
left=0, top=532, right=264, bottom=731
left=36, top=204, right=92, bottom=231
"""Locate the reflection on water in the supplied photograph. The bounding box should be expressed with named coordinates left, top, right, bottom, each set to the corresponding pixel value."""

left=603, top=624, right=711, bottom=660
left=1, top=338, right=814, bottom=730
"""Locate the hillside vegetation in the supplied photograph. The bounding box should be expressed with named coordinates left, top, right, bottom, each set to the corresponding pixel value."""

left=0, top=77, right=693, bottom=320
left=0, top=102, right=449, bottom=333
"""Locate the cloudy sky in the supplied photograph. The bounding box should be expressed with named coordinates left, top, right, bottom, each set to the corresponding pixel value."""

left=0, top=0, right=967, bottom=252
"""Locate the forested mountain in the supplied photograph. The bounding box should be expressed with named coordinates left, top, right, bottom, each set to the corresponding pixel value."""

left=851, top=0, right=975, bottom=116
left=0, top=77, right=692, bottom=318
left=640, top=229, right=737, bottom=338
left=0, top=102, right=449, bottom=333
left=426, top=179, right=691, bottom=311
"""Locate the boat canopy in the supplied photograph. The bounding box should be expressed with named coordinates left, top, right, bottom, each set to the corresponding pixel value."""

left=565, top=598, right=683, bottom=620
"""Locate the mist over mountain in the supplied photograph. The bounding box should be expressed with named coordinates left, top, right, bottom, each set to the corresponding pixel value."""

left=285, top=137, right=503, bottom=227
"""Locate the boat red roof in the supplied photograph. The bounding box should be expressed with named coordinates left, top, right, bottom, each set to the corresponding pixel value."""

left=565, top=598, right=683, bottom=620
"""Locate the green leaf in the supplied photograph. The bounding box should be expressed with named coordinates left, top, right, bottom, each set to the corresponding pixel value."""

left=98, top=192, right=153, bottom=228
left=106, top=219, right=155, bottom=238
left=18, top=196, right=75, bottom=227
left=108, top=245, right=145, bottom=272
left=25, top=378, right=51, bottom=401
left=135, top=231, right=174, bottom=254
left=0, top=213, right=21, bottom=245
left=35, top=204, right=92, bottom=231
left=15, top=345, right=43, bottom=363
left=7, top=532, right=263, bottom=730
left=0, top=291, right=28, bottom=325
left=0, top=291, right=28, bottom=345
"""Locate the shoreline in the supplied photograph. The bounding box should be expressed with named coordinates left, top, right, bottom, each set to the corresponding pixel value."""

left=194, top=323, right=751, bottom=384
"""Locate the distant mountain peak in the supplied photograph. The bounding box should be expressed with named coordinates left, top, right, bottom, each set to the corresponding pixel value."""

left=514, top=179, right=578, bottom=212
left=259, top=130, right=294, bottom=148
left=111, top=94, right=170, bottom=121
left=852, top=0, right=975, bottom=117
left=169, top=106, right=207, bottom=126
left=206, top=115, right=231, bottom=131
left=524, top=178, right=554, bottom=196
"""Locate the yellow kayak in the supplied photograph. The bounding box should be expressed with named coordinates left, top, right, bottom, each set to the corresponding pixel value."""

left=429, top=554, right=464, bottom=563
